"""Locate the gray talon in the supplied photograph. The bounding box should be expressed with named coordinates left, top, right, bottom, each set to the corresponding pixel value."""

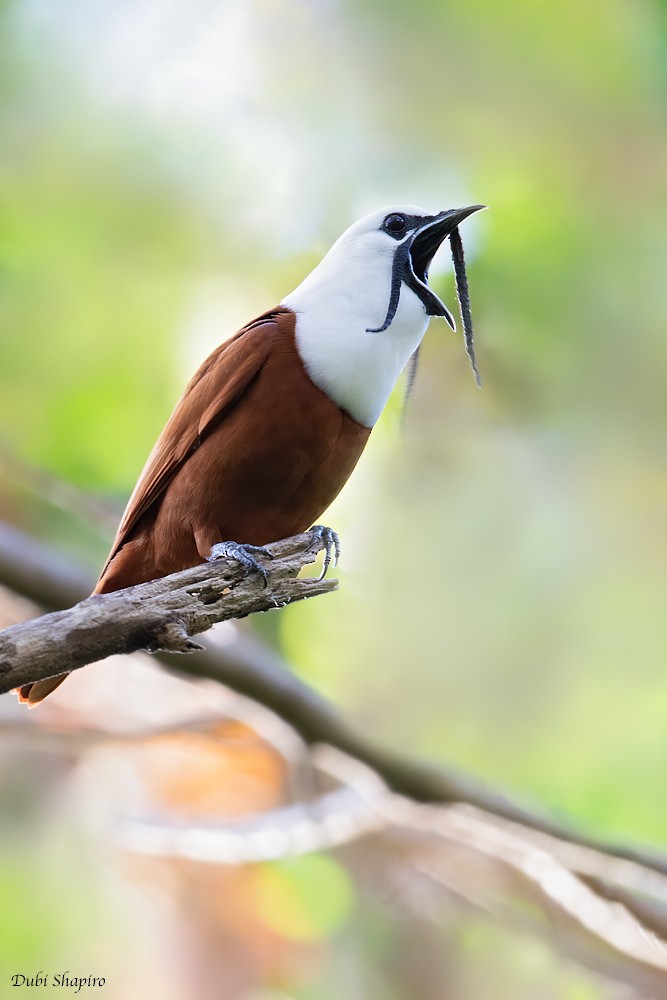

left=207, top=541, right=273, bottom=586
left=309, top=525, right=340, bottom=581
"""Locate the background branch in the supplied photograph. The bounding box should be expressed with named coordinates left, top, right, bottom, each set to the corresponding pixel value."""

left=1, top=520, right=666, bottom=884
left=3, top=518, right=667, bottom=984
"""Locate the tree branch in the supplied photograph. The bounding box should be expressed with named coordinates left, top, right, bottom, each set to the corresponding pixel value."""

left=3, top=519, right=667, bottom=989
left=1, top=520, right=667, bottom=884
left=0, top=532, right=336, bottom=693
left=0, top=521, right=97, bottom=611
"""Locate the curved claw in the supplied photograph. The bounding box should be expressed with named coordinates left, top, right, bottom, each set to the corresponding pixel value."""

left=207, top=540, right=273, bottom=587
left=308, top=525, right=340, bottom=581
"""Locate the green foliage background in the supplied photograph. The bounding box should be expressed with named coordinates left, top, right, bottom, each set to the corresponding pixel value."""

left=1, top=0, right=666, bottom=996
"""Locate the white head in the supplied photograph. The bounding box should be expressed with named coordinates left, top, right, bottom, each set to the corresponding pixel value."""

left=283, top=204, right=483, bottom=427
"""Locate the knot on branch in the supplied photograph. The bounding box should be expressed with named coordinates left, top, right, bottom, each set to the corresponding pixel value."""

left=150, top=620, right=205, bottom=654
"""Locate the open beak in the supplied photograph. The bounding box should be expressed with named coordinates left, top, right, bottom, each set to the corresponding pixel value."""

left=406, top=205, right=486, bottom=328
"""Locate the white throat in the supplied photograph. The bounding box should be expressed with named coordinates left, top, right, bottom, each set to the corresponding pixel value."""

left=282, top=234, right=430, bottom=428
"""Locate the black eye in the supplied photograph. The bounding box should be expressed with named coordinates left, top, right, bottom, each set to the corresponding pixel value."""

left=381, top=213, right=408, bottom=239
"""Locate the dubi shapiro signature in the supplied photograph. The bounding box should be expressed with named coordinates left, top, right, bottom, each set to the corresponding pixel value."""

left=10, top=972, right=106, bottom=992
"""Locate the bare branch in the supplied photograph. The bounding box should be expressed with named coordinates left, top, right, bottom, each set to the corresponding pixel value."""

left=0, top=532, right=336, bottom=694
left=0, top=447, right=121, bottom=538
left=111, top=743, right=667, bottom=984
left=164, top=639, right=667, bottom=881
left=1, top=519, right=667, bottom=890
left=0, top=521, right=97, bottom=610
left=3, top=517, right=667, bottom=991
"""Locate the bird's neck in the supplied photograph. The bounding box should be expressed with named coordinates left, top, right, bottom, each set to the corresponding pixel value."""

left=282, top=260, right=429, bottom=427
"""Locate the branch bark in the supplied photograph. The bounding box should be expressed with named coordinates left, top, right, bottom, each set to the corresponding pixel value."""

left=0, top=532, right=335, bottom=693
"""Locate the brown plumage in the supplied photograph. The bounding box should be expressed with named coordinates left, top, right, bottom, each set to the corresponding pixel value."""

left=18, top=307, right=370, bottom=704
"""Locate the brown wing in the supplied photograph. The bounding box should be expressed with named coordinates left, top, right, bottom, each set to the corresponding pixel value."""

left=98, top=308, right=286, bottom=581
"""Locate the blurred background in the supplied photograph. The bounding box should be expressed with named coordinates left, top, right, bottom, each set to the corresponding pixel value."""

left=1, top=0, right=667, bottom=996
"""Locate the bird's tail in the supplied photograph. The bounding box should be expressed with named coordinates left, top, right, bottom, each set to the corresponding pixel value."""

left=15, top=674, right=68, bottom=707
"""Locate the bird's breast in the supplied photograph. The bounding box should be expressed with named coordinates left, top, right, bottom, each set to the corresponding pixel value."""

left=286, top=281, right=429, bottom=427
left=153, top=314, right=371, bottom=551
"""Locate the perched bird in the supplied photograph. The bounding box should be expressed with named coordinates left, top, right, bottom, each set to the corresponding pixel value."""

left=18, top=204, right=484, bottom=705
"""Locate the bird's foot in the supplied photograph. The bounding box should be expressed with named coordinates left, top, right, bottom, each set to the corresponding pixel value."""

left=308, top=524, right=340, bottom=581
left=207, top=540, right=273, bottom=587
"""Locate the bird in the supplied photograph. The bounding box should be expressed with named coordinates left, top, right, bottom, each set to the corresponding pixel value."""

left=17, top=203, right=484, bottom=705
